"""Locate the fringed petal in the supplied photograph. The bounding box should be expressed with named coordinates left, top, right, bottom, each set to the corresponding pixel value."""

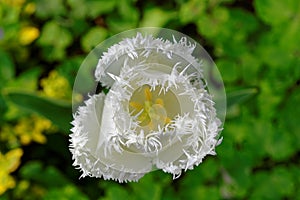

left=70, top=93, right=152, bottom=182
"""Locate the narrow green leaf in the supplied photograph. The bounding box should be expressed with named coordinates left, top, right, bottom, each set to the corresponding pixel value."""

left=0, top=94, right=8, bottom=123
left=0, top=49, right=15, bottom=87
left=227, top=87, right=258, bottom=108
left=5, top=91, right=72, bottom=133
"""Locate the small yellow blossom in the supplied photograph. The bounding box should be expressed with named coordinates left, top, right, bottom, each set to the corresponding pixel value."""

left=19, top=26, right=40, bottom=45
left=1, top=116, right=53, bottom=146
left=0, top=125, right=19, bottom=147
left=40, top=71, right=72, bottom=100
left=0, top=148, right=23, bottom=195
left=14, top=116, right=52, bottom=145
left=24, top=3, right=36, bottom=15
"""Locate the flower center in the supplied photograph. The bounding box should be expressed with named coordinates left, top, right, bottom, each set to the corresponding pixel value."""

left=129, top=85, right=181, bottom=130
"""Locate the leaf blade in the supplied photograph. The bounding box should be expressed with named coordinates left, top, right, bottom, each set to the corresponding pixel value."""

left=5, top=91, right=72, bottom=133
left=227, top=87, right=259, bottom=108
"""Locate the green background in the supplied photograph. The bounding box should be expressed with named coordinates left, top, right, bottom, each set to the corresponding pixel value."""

left=0, top=0, right=299, bottom=199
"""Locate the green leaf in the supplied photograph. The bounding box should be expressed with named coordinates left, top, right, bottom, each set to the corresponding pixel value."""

left=20, top=161, right=72, bottom=188
left=194, top=186, right=220, bottom=200
left=227, top=87, right=258, bottom=108
left=0, top=49, right=15, bottom=87
left=81, top=27, right=107, bottom=52
left=279, top=18, right=300, bottom=53
left=214, top=9, right=259, bottom=46
left=257, top=80, right=282, bottom=119
left=216, top=59, right=238, bottom=83
left=57, top=56, right=83, bottom=86
left=0, top=94, right=8, bottom=123
left=240, top=53, right=261, bottom=84
left=67, top=0, right=87, bottom=19
left=256, top=29, right=291, bottom=68
left=128, top=173, right=164, bottom=200
left=250, top=167, right=295, bottom=200
left=5, top=67, right=41, bottom=91
left=179, top=0, right=206, bottom=24
left=265, top=129, right=295, bottom=161
left=280, top=87, right=300, bottom=148
left=39, top=21, right=72, bottom=48
left=38, top=20, right=73, bottom=60
left=44, top=185, right=89, bottom=200
left=254, top=0, right=299, bottom=26
left=86, top=0, right=116, bottom=18
left=104, top=186, right=131, bottom=200
left=35, top=0, right=66, bottom=19
left=197, top=7, right=229, bottom=39
left=5, top=91, right=72, bottom=133
left=69, top=19, right=89, bottom=37
left=106, top=0, right=139, bottom=33
left=139, top=8, right=176, bottom=27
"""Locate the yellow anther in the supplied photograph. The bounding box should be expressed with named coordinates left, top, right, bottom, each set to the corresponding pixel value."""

left=148, top=121, right=155, bottom=130
left=129, top=101, right=143, bottom=111
left=165, top=117, right=171, bottom=124
left=24, top=3, right=36, bottom=15
left=138, top=112, right=151, bottom=126
left=129, top=85, right=177, bottom=129
left=144, top=86, right=152, bottom=101
left=155, top=98, right=164, bottom=106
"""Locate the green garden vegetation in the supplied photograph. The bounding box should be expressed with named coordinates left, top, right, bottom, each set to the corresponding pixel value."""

left=0, top=0, right=299, bottom=199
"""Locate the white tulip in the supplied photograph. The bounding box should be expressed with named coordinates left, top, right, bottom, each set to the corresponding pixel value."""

left=70, top=30, right=224, bottom=183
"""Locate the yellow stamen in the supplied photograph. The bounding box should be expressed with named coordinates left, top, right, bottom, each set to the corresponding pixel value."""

left=129, top=101, right=143, bottom=111
left=138, top=111, right=151, bottom=126
left=144, top=86, right=152, bottom=101
left=165, top=117, right=171, bottom=124
left=129, top=85, right=176, bottom=129
left=155, top=98, right=164, bottom=106
left=148, top=121, right=154, bottom=130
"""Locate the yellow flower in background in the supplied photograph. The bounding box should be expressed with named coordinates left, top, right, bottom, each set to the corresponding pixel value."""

left=41, top=71, right=72, bottom=100
left=14, top=116, right=52, bottom=145
left=24, top=2, right=36, bottom=15
left=0, top=125, right=19, bottom=148
left=19, top=26, right=40, bottom=45
left=0, top=148, right=23, bottom=195
left=2, top=0, right=25, bottom=7
left=0, top=115, right=53, bottom=146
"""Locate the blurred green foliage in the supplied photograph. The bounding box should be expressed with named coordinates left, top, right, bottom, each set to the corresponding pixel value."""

left=0, top=0, right=299, bottom=199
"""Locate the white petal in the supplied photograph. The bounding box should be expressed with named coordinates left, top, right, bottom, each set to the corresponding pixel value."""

left=95, top=33, right=201, bottom=88
left=70, top=93, right=153, bottom=182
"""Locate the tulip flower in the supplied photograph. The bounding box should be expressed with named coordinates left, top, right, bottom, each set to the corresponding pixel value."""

left=70, top=29, right=225, bottom=182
